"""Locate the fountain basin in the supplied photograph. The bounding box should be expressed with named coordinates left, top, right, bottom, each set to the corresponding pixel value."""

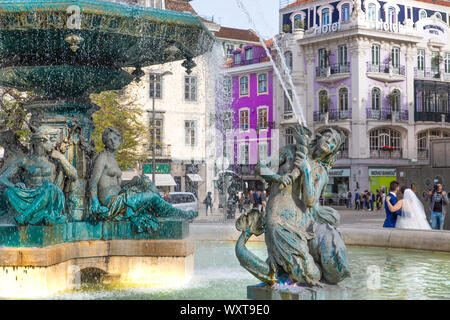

left=0, top=239, right=194, bottom=298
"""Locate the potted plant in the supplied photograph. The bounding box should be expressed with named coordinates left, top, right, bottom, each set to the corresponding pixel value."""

left=283, top=24, right=291, bottom=33
left=381, top=145, right=395, bottom=151
left=431, top=54, right=442, bottom=77
left=319, top=95, right=331, bottom=114
left=294, top=20, right=304, bottom=30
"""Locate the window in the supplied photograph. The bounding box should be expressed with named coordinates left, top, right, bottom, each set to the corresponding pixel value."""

left=185, top=120, right=196, bottom=146
left=319, top=48, right=328, bottom=69
left=285, top=128, right=294, bottom=145
left=339, top=88, right=349, bottom=112
left=149, top=116, right=163, bottom=152
left=257, top=107, right=268, bottom=130
left=372, top=88, right=381, bottom=110
left=284, top=51, right=293, bottom=74
left=284, top=89, right=293, bottom=113
left=435, top=12, right=442, bottom=20
left=438, top=91, right=448, bottom=113
left=245, top=48, right=253, bottom=62
left=445, top=53, right=450, bottom=74
left=240, top=76, right=249, bottom=96
left=387, top=7, right=396, bottom=24
left=225, top=44, right=234, bottom=58
left=293, top=14, right=303, bottom=29
left=239, top=109, right=249, bottom=131
left=149, top=74, right=162, bottom=99
left=342, top=3, right=351, bottom=21
left=431, top=51, right=440, bottom=74
left=417, top=130, right=450, bottom=154
left=258, top=73, right=268, bottom=94
left=148, top=0, right=162, bottom=9
left=338, top=45, right=348, bottom=72
left=318, top=90, right=329, bottom=113
left=184, top=76, right=197, bottom=101
left=369, top=128, right=401, bottom=151
left=322, top=8, right=330, bottom=25
left=371, top=44, right=380, bottom=67
left=258, top=143, right=269, bottom=161
left=419, top=9, right=427, bottom=20
left=239, top=143, right=249, bottom=165
left=233, top=52, right=241, bottom=65
left=368, top=3, right=377, bottom=21
left=390, top=89, right=401, bottom=112
left=417, top=49, right=425, bottom=71
left=223, top=77, right=232, bottom=99
left=391, top=47, right=400, bottom=69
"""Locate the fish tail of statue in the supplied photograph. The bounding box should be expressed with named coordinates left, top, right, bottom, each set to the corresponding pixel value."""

left=235, top=209, right=276, bottom=285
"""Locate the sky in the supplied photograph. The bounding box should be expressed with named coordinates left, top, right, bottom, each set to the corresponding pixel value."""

left=191, top=0, right=280, bottom=39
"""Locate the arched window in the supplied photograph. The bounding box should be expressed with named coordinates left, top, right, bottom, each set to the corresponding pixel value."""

left=239, top=76, right=249, bottom=96
left=342, top=3, right=351, bottom=21
left=372, top=88, right=381, bottom=111
left=369, top=128, right=401, bottom=152
left=417, top=130, right=450, bottom=158
left=390, top=89, right=401, bottom=112
left=284, top=51, right=293, bottom=74
left=322, top=8, right=330, bottom=25
left=293, top=14, right=303, bottom=30
left=387, top=7, right=396, bottom=24
left=368, top=3, right=377, bottom=21
left=419, top=9, right=427, bottom=20
left=319, top=90, right=329, bottom=113
left=417, top=49, right=425, bottom=72
left=435, top=12, right=442, bottom=20
left=339, top=88, right=349, bottom=113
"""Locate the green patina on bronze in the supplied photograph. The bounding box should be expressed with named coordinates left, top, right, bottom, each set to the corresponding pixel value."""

left=235, top=125, right=351, bottom=287
left=0, top=0, right=212, bottom=237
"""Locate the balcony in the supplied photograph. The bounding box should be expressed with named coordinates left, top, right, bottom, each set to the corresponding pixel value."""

left=148, top=144, right=171, bottom=158
left=366, top=108, right=408, bottom=121
left=316, top=63, right=350, bottom=83
left=234, top=164, right=256, bottom=175
left=370, top=148, right=403, bottom=159
left=366, top=63, right=406, bottom=82
left=314, top=110, right=352, bottom=122
left=232, top=56, right=269, bottom=67
left=415, top=111, right=450, bottom=123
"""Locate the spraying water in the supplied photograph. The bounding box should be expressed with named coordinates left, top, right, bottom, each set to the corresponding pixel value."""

left=234, top=0, right=306, bottom=125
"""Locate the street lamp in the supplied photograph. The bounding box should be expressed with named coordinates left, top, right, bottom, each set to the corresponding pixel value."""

left=150, top=70, right=173, bottom=185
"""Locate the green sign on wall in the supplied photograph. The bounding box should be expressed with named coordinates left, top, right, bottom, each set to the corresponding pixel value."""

left=143, top=163, right=171, bottom=174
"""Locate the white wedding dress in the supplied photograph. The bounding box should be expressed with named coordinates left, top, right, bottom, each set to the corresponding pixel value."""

left=395, top=189, right=431, bottom=230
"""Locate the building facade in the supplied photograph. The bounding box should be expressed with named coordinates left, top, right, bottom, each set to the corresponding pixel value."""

left=277, top=0, right=450, bottom=203
left=224, top=44, right=275, bottom=191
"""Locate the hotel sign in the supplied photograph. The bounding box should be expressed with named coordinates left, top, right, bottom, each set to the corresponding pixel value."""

left=423, top=24, right=445, bottom=36
left=369, top=168, right=397, bottom=177
left=315, top=22, right=341, bottom=35
left=374, top=20, right=399, bottom=33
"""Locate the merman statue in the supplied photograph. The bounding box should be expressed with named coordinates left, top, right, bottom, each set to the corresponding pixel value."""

left=235, top=125, right=350, bottom=287
left=89, top=127, right=198, bottom=233
left=0, top=126, right=78, bottom=225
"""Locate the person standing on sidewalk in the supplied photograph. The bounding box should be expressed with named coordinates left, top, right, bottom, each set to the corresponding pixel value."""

left=354, top=189, right=361, bottom=211
left=346, top=190, right=352, bottom=209
left=238, top=192, right=246, bottom=214
left=427, top=183, right=448, bottom=230
left=203, top=191, right=213, bottom=216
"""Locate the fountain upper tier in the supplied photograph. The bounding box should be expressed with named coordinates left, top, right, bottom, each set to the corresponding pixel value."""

left=0, top=0, right=215, bottom=97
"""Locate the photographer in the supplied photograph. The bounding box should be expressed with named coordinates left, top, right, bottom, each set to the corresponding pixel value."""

left=427, top=183, right=449, bottom=230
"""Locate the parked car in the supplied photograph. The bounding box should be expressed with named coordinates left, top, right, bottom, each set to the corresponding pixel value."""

left=167, top=192, right=199, bottom=212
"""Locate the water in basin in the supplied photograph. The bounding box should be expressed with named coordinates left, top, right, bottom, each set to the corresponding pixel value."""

left=51, top=241, right=450, bottom=300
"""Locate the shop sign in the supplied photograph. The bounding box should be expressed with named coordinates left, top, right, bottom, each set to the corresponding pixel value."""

left=329, top=168, right=350, bottom=177
left=374, top=20, right=399, bottom=33
left=369, top=168, right=397, bottom=177
left=143, top=163, right=171, bottom=174
left=315, top=21, right=341, bottom=35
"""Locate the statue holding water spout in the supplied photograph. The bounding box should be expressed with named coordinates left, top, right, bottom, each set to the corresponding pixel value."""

left=235, top=125, right=350, bottom=287
left=89, top=127, right=198, bottom=233
left=0, top=126, right=78, bottom=225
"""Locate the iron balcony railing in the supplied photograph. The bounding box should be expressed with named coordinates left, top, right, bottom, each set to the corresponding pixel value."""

left=414, top=67, right=443, bottom=79
left=148, top=144, right=171, bottom=157
left=314, top=110, right=352, bottom=121
left=415, top=111, right=450, bottom=122
left=366, top=108, right=409, bottom=121
left=316, top=63, right=350, bottom=77
left=232, top=56, right=269, bottom=66
left=234, top=164, right=256, bottom=175
left=367, top=62, right=406, bottom=76
left=370, top=148, right=403, bottom=159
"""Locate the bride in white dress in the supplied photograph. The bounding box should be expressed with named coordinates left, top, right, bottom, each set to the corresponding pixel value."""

left=386, top=188, right=432, bottom=230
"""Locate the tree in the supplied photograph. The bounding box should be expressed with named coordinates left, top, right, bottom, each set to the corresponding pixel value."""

left=90, top=89, right=148, bottom=171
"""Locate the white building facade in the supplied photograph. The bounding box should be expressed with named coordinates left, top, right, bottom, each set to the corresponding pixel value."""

left=277, top=0, right=450, bottom=202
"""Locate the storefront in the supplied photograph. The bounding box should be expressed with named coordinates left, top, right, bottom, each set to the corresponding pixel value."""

left=325, top=168, right=350, bottom=206
left=369, top=168, right=397, bottom=194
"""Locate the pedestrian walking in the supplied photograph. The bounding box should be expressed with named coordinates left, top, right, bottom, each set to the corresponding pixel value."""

left=203, top=191, right=213, bottom=216
left=238, top=192, right=246, bottom=214
left=346, top=190, right=352, bottom=208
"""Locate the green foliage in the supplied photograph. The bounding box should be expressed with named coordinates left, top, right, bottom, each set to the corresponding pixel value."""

left=282, top=24, right=291, bottom=33
left=294, top=20, right=304, bottom=30
left=90, top=90, right=147, bottom=171
left=0, top=88, right=34, bottom=143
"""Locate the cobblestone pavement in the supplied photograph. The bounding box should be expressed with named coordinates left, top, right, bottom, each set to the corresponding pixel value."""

left=195, top=205, right=387, bottom=228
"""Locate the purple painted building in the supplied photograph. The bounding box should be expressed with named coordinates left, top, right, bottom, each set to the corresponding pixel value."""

left=224, top=43, right=275, bottom=190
